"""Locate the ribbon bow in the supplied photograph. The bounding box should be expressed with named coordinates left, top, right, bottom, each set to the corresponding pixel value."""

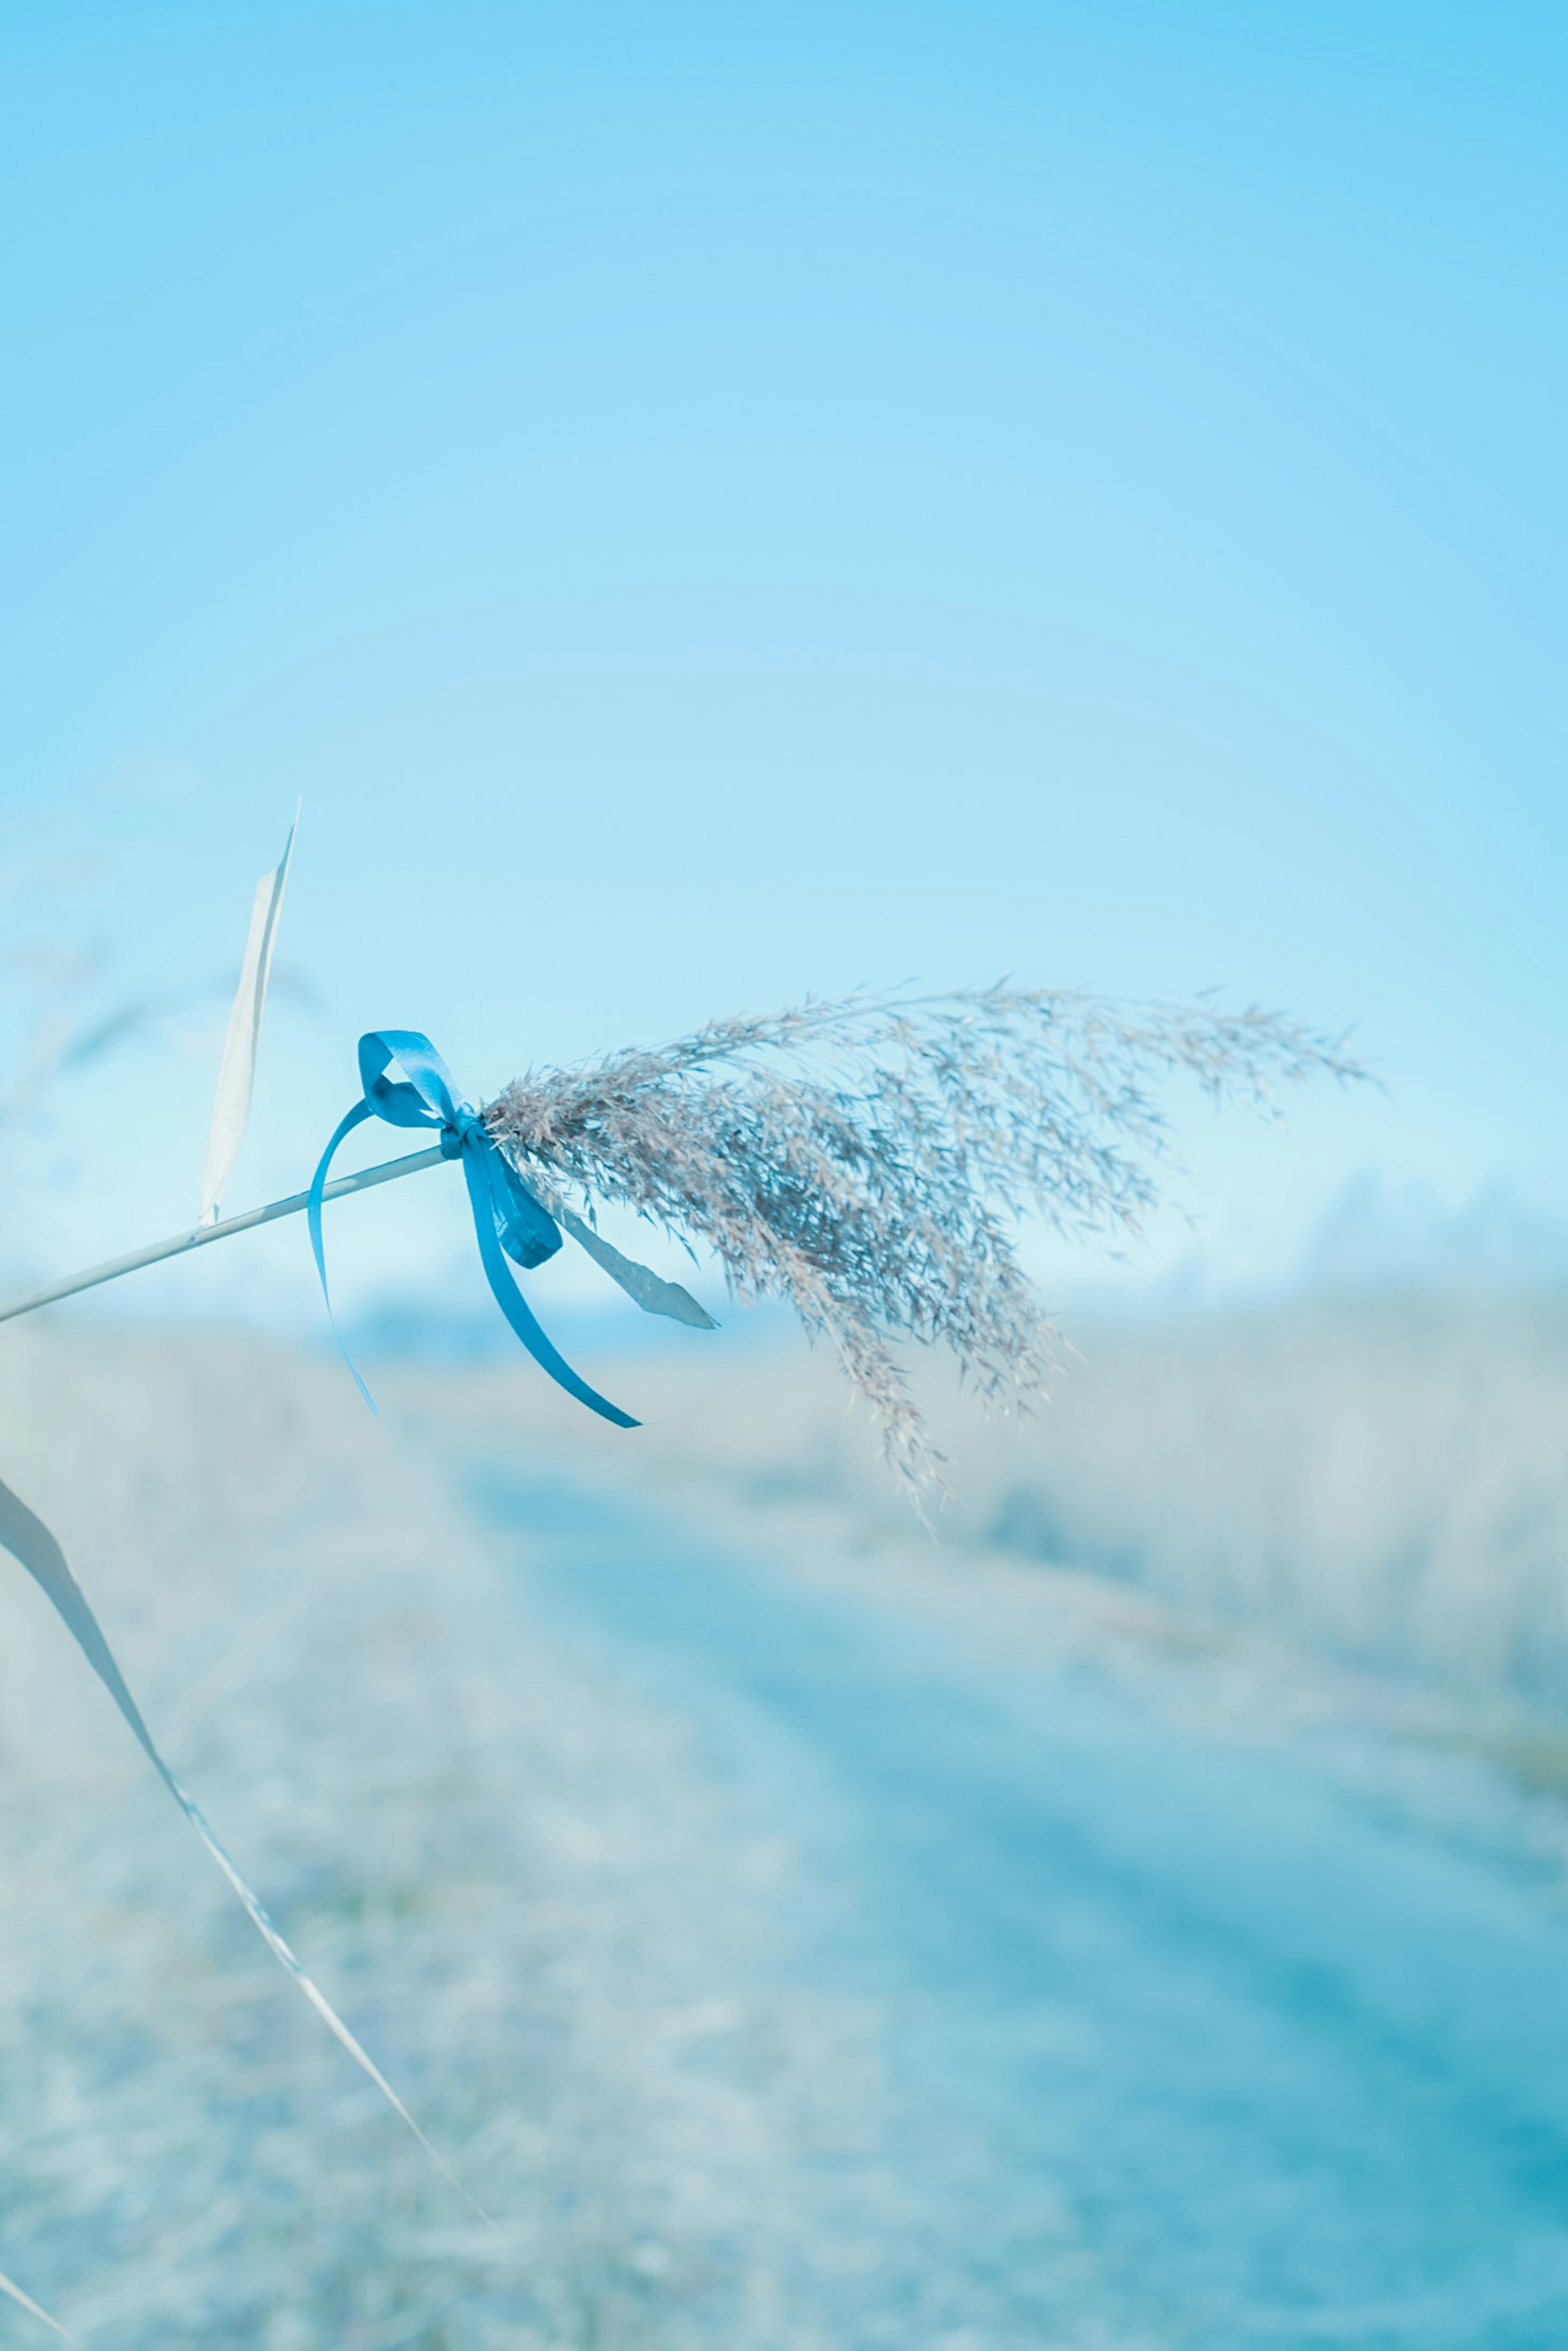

left=308, top=1030, right=637, bottom=1428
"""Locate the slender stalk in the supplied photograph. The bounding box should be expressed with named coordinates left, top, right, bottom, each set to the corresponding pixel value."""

left=0, top=1148, right=447, bottom=1328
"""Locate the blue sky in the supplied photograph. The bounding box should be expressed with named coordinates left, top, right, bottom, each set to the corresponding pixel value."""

left=2, top=4, right=1564, bottom=1331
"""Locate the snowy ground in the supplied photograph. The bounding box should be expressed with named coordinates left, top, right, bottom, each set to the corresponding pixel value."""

left=4, top=1322, right=1568, bottom=2347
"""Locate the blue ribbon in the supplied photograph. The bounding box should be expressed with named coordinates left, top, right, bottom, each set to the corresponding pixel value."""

left=308, top=1030, right=637, bottom=1428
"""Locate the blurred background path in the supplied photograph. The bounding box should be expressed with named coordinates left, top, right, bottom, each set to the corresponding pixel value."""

left=480, top=1458, right=1568, bottom=2351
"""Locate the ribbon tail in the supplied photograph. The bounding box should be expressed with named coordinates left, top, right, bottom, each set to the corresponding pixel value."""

left=459, top=1147, right=639, bottom=1428
left=307, top=1100, right=379, bottom=1413
left=0, top=1476, right=480, bottom=2215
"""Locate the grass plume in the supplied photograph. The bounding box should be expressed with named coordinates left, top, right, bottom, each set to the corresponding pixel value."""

left=488, top=986, right=1368, bottom=1493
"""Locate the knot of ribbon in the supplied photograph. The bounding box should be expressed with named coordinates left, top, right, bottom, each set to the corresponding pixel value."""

left=308, top=1030, right=637, bottom=1428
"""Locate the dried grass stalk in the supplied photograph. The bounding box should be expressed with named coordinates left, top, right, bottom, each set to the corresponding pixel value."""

left=487, top=987, right=1367, bottom=1495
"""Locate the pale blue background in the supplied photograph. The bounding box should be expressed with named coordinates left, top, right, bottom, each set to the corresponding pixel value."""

left=2, top=4, right=1563, bottom=1325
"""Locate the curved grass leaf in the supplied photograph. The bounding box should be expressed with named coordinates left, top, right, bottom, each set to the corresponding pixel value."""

left=0, top=1473, right=483, bottom=2220
left=0, top=2260, right=74, bottom=2341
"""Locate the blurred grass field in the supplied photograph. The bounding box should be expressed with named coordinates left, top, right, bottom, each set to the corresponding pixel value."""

left=552, top=1292, right=1568, bottom=1712
left=3, top=1297, right=1568, bottom=2344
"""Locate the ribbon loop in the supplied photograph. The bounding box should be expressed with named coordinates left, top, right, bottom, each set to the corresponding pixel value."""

left=358, top=1030, right=461, bottom=1132
left=309, top=1030, right=637, bottom=1428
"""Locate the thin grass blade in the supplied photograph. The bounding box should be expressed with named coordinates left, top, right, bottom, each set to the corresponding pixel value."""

left=555, top=1205, right=718, bottom=1327
left=0, top=2262, right=76, bottom=2342
left=0, top=1473, right=484, bottom=2219
left=200, top=809, right=298, bottom=1225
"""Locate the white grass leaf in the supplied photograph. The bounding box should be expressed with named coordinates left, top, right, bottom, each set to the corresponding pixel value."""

left=199, top=811, right=298, bottom=1226
left=0, top=1473, right=483, bottom=2220
left=0, top=2262, right=75, bottom=2342
left=555, top=1205, right=718, bottom=1327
